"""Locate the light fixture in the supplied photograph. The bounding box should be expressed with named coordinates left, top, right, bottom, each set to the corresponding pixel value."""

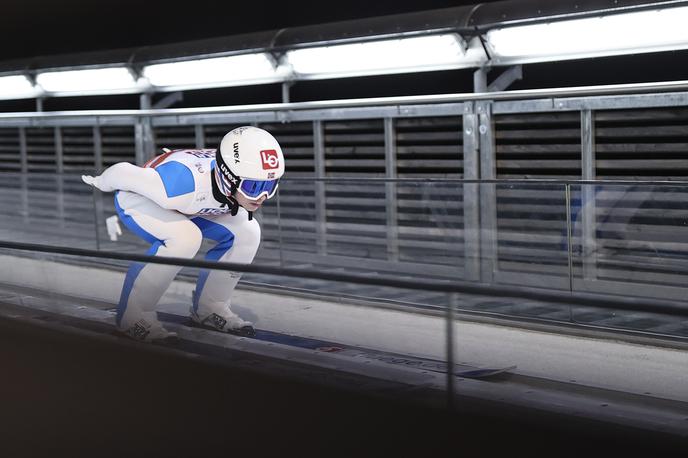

left=286, top=34, right=472, bottom=78
left=36, top=67, right=139, bottom=93
left=0, top=75, right=37, bottom=99
left=143, top=53, right=280, bottom=88
left=487, top=5, right=688, bottom=64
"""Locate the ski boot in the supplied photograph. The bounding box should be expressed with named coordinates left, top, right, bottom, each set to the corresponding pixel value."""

left=189, top=305, right=256, bottom=337
left=116, top=318, right=178, bottom=343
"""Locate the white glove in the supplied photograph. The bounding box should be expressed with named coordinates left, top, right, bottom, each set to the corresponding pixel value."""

left=82, top=174, right=100, bottom=188
left=105, top=215, right=123, bottom=241
left=82, top=174, right=117, bottom=192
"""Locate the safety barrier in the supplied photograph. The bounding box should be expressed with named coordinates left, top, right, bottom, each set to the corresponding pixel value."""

left=1, top=81, right=688, bottom=320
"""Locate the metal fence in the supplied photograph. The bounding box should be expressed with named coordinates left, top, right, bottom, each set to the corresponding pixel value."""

left=1, top=82, right=688, bottom=306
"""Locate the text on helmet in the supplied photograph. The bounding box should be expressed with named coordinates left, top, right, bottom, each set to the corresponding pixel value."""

left=219, top=163, right=238, bottom=185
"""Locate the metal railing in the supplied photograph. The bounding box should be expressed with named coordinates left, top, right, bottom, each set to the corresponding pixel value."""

left=2, top=80, right=688, bottom=325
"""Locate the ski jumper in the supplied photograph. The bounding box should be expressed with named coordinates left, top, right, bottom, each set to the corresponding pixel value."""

left=95, top=149, right=260, bottom=332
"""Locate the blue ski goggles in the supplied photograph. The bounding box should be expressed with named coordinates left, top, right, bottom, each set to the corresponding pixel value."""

left=237, top=178, right=279, bottom=200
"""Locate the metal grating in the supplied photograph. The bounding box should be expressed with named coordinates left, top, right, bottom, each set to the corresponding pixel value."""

left=62, top=127, right=96, bottom=173
left=323, top=120, right=385, bottom=177
left=255, top=122, right=315, bottom=262
left=203, top=124, right=244, bottom=150
left=396, top=182, right=464, bottom=268
left=0, top=128, right=20, bottom=172
left=274, top=182, right=318, bottom=256
left=396, top=116, right=463, bottom=178
left=492, top=113, right=580, bottom=284
left=102, top=126, right=136, bottom=167
left=577, top=184, right=688, bottom=290
left=596, top=107, right=688, bottom=180
left=492, top=107, right=688, bottom=296
left=0, top=95, right=687, bottom=305
left=153, top=125, right=196, bottom=151
left=496, top=183, right=569, bottom=282
left=495, top=112, right=581, bottom=179
left=325, top=182, right=388, bottom=260
left=258, top=122, right=314, bottom=177
left=25, top=127, right=55, bottom=173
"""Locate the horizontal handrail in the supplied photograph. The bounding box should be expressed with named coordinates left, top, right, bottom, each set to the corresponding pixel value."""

left=0, top=79, right=687, bottom=120
left=280, top=178, right=688, bottom=186
left=1, top=239, right=687, bottom=318
left=4, top=172, right=688, bottom=187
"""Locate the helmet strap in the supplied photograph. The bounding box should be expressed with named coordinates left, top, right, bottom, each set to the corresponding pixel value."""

left=211, top=165, right=253, bottom=220
left=211, top=169, right=234, bottom=205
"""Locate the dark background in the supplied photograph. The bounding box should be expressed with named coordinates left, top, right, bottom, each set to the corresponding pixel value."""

left=2, top=0, right=491, bottom=60
left=1, top=0, right=688, bottom=111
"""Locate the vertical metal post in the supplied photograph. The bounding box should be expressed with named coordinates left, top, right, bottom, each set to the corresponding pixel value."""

left=281, top=82, right=293, bottom=104
left=478, top=101, right=497, bottom=284
left=194, top=124, right=205, bottom=149
left=54, top=127, right=65, bottom=228
left=581, top=109, right=597, bottom=282
left=140, top=93, right=152, bottom=110
left=36, top=97, right=44, bottom=112
left=20, top=173, right=29, bottom=224
left=276, top=188, right=285, bottom=268
left=384, top=117, right=399, bottom=261
left=19, top=127, right=27, bottom=174
left=91, top=187, right=102, bottom=251
left=446, top=293, right=458, bottom=411
left=135, top=93, right=156, bottom=165
left=18, top=128, right=28, bottom=223
left=473, top=67, right=488, bottom=93
left=462, top=104, right=481, bottom=281
left=57, top=172, right=65, bottom=228
left=565, top=184, right=574, bottom=293
left=135, top=118, right=156, bottom=165
left=144, top=120, right=156, bottom=160
left=54, top=127, right=64, bottom=175
left=93, top=124, right=103, bottom=173
left=134, top=122, right=146, bottom=165
left=92, top=124, right=104, bottom=247
left=313, top=120, right=327, bottom=255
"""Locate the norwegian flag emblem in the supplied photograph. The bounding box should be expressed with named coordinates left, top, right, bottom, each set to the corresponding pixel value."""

left=260, top=149, right=279, bottom=169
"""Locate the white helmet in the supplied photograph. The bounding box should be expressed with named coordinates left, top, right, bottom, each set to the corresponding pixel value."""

left=214, top=126, right=285, bottom=200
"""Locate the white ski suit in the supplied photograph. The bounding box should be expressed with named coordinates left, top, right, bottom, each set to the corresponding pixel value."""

left=85, top=149, right=260, bottom=337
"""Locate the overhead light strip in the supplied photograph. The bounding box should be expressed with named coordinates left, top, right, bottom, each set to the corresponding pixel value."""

left=286, top=34, right=478, bottom=78
left=0, top=75, right=39, bottom=99
left=36, top=67, right=140, bottom=93
left=142, top=53, right=282, bottom=89
left=487, top=5, right=688, bottom=64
